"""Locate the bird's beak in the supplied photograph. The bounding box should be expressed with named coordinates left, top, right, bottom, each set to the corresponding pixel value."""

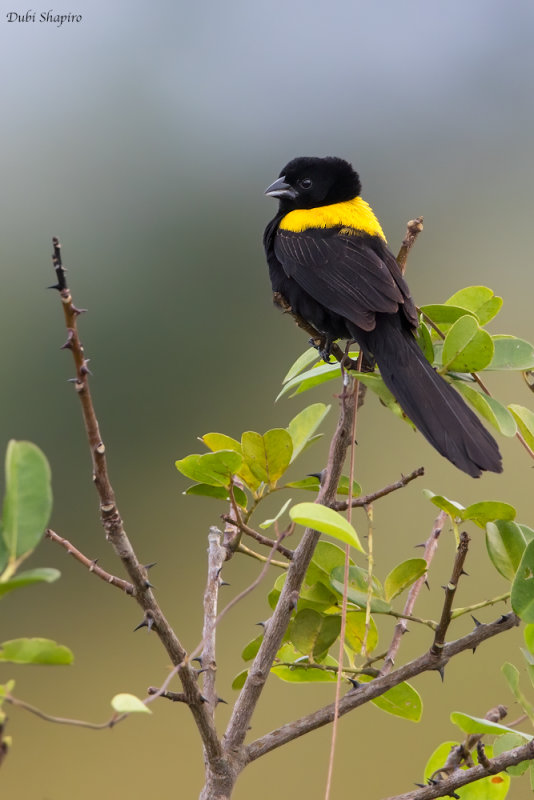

left=264, top=176, right=298, bottom=200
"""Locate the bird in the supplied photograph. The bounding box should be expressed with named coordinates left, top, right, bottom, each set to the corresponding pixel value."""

left=263, top=156, right=502, bottom=477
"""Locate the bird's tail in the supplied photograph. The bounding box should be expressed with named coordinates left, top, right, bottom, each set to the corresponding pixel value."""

left=363, top=315, right=502, bottom=477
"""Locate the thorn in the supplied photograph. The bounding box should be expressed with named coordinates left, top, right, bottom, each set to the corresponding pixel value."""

left=133, top=619, right=149, bottom=632
left=472, top=646, right=477, bottom=654
left=497, top=614, right=509, bottom=624
left=71, top=305, right=87, bottom=315
left=306, top=472, right=323, bottom=481
left=80, top=359, right=92, bottom=376
left=144, top=580, right=155, bottom=589
left=448, top=792, right=460, bottom=799
left=60, top=330, right=74, bottom=350
left=216, top=697, right=228, bottom=705
left=414, top=784, right=425, bottom=789
left=67, top=377, right=81, bottom=383
left=437, top=665, right=445, bottom=682
left=424, top=579, right=430, bottom=590
left=47, top=283, right=62, bottom=291
left=414, top=542, right=426, bottom=549
left=147, top=616, right=154, bottom=632
left=471, top=615, right=482, bottom=628
left=89, top=558, right=98, bottom=572
left=216, top=567, right=223, bottom=578
left=219, top=580, right=231, bottom=587
left=347, top=677, right=360, bottom=689
left=196, top=667, right=209, bottom=676
left=199, top=695, right=208, bottom=704
left=460, top=569, right=469, bottom=577
left=192, top=656, right=203, bottom=666
left=143, top=562, right=157, bottom=571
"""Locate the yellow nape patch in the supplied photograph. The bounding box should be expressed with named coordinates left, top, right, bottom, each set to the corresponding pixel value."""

left=279, top=196, right=386, bottom=241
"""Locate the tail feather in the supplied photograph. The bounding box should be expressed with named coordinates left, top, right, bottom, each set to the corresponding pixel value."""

left=363, top=315, right=502, bottom=477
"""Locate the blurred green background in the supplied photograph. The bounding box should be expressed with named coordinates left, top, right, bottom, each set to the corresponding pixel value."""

left=1, top=0, right=533, bottom=797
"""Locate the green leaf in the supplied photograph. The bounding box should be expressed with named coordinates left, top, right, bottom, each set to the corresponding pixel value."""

left=285, top=476, right=321, bottom=492
left=259, top=498, right=292, bottom=529
left=352, top=373, right=411, bottom=425
left=287, top=403, right=330, bottom=462
left=462, top=501, right=516, bottom=528
left=441, top=315, right=494, bottom=372
left=454, top=382, right=517, bottom=437
left=445, top=285, right=503, bottom=325
left=501, top=662, right=534, bottom=723
left=425, top=741, right=511, bottom=799
left=232, top=669, right=248, bottom=689
left=298, top=581, right=338, bottom=612
left=330, top=566, right=391, bottom=614
left=488, top=335, right=534, bottom=371
left=423, top=490, right=465, bottom=518
left=360, top=676, right=422, bottom=721
left=289, top=502, right=364, bottom=552
left=241, top=429, right=293, bottom=487
left=512, top=539, right=534, bottom=622
left=306, top=541, right=355, bottom=587
left=277, top=361, right=342, bottom=400
left=241, top=635, right=263, bottom=662
left=508, top=405, right=534, bottom=450
left=335, top=476, right=363, bottom=497
left=271, top=643, right=338, bottom=683
left=415, top=320, right=434, bottom=363
left=283, top=348, right=321, bottom=383
left=486, top=521, right=527, bottom=581
left=524, top=624, right=534, bottom=655
left=290, top=608, right=341, bottom=659
left=184, top=483, right=248, bottom=508
left=344, top=611, right=378, bottom=654
left=450, top=711, right=531, bottom=738
left=201, top=432, right=261, bottom=491
left=111, top=693, right=151, bottom=714
left=0, top=567, right=61, bottom=599
left=175, top=450, right=243, bottom=487
left=493, top=733, right=531, bottom=776
left=2, top=440, right=53, bottom=565
left=0, top=637, right=73, bottom=665
left=384, top=559, right=427, bottom=602
left=419, top=304, right=477, bottom=329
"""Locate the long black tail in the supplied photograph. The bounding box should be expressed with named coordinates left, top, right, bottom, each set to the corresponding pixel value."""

left=361, top=315, right=502, bottom=477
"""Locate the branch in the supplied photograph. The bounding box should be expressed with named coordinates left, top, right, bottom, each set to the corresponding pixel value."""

left=221, top=514, right=294, bottom=560
left=245, top=612, right=520, bottom=763
left=431, top=531, right=470, bottom=657
left=48, top=238, right=221, bottom=761
left=396, top=217, right=424, bottom=275
left=224, top=377, right=359, bottom=754
left=381, top=511, right=446, bottom=675
left=201, top=528, right=227, bottom=714
left=332, top=467, right=425, bottom=511
left=5, top=693, right=121, bottom=731
left=45, top=529, right=135, bottom=595
left=383, top=739, right=534, bottom=800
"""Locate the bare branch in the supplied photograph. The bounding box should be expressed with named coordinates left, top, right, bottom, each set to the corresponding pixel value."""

left=382, top=739, right=534, bottom=800
left=201, top=528, right=227, bottom=714
left=396, top=217, right=424, bottom=274
left=48, top=238, right=221, bottom=761
left=332, top=467, right=425, bottom=511
left=45, top=528, right=134, bottom=595
left=6, top=692, right=121, bottom=731
left=381, top=511, right=446, bottom=675
left=431, top=531, right=470, bottom=656
left=245, top=613, right=520, bottom=763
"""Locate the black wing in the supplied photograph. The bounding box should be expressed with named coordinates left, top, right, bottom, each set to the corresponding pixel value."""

left=274, top=228, right=418, bottom=332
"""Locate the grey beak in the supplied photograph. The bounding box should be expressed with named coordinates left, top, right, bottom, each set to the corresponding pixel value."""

left=264, top=176, right=298, bottom=200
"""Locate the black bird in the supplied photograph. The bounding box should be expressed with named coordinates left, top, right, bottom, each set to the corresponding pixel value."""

left=263, top=156, right=502, bottom=477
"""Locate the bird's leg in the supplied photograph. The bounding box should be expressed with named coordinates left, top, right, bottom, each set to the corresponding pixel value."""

left=308, top=335, right=334, bottom=363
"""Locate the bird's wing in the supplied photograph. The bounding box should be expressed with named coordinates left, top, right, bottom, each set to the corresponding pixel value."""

left=274, top=229, right=417, bottom=331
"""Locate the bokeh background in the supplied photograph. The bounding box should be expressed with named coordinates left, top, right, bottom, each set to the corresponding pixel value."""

left=1, top=1, right=534, bottom=797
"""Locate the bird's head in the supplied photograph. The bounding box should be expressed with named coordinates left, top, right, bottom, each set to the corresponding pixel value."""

left=264, top=156, right=361, bottom=211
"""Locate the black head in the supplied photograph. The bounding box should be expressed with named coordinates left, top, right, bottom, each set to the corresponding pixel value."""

left=264, top=156, right=361, bottom=211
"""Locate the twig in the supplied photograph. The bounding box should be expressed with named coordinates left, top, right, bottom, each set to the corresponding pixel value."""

left=48, top=238, right=221, bottom=761
left=381, top=511, right=446, bottom=676
left=235, top=542, right=288, bottom=570
left=332, top=467, right=424, bottom=511
left=451, top=592, right=510, bottom=620
left=244, top=613, right=520, bottom=763
left=396, top=217, right=424, bottom=275
left=201, top=528, right=227, bottom=714
left=5, top=693, right=121, bottom=731
left=45, top=529, right=134, bottom=595
left=221, top=514, right=294, bottom=560
left=147, top=688, right=188, bottom=704
left=383, top=739, right=534, bottom=800
left=431, top=531, right=469, bottom=657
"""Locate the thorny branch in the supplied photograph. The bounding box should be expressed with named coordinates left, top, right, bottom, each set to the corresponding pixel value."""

left=48, top=238, right=221, bottom=761
left=431, top=531, right=470, bottom=657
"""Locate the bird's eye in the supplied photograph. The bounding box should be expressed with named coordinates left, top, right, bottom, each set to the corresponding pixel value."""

left=298, top=178, right=312, bottom=189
